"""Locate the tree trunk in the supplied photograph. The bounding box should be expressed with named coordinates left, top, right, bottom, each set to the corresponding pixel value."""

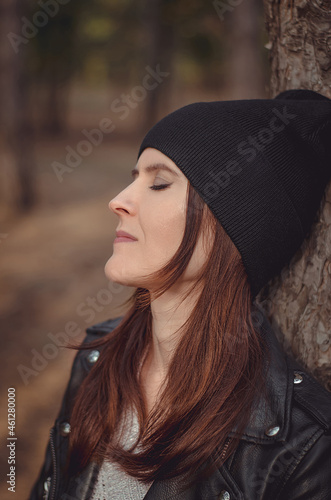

left=142, top=0, right=174, bottom=129
left=0, top=0, right=35, bottom=212
left=259, top=0, right=331, bottom=390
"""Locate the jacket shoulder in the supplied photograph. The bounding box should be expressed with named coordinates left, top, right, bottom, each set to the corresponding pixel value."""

left=280, top=365, right=331, bottom=500
left=83, top=315, right=124, bottom=343
left=287, top=357, right=331, bottom=432
left=57, top=316, right=124, bottom=417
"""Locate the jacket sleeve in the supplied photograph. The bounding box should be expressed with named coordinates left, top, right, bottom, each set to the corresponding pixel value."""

left=280, top=432, right=331, bottom=500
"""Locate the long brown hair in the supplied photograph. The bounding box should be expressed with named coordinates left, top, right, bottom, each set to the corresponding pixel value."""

left=67, top=183, right=265, bottom=490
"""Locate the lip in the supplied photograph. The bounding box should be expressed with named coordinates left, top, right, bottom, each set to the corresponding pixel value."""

left=114, top=230, right=138, bottom=243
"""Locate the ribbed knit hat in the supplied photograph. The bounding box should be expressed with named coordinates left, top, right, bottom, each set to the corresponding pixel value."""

left=137, top=89, right=331, bottom=298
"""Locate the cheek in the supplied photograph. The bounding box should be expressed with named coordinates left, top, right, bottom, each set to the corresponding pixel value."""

left=144, top=201, right=187, bottom=258
left=182, top=225, right=213, bottom=281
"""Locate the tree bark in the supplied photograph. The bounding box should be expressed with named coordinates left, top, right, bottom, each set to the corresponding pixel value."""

left=259, top=0, right=331, bottom=390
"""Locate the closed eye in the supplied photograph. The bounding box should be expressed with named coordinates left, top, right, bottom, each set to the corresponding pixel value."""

left=149, top=183, right=172, bottom=191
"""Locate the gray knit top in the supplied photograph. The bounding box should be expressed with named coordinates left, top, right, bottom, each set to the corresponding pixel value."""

left=90, top=408, right=153, bottom=500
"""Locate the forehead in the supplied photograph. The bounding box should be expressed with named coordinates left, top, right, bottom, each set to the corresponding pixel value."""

left=136, top=147, right=183, bottom=176
left=131, top=163, right=180, bottom=179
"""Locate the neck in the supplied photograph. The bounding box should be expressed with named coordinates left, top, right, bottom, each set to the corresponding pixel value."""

left=146, top=282, right=200, bottom=376
left=139, top=282, right=201, bottom=415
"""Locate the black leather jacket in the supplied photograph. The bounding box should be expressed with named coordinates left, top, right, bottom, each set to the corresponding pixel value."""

left=29, top=310, right=331, bottom=500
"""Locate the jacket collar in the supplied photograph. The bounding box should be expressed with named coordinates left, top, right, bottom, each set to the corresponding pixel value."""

left=238, top=304, right=293, bottom=444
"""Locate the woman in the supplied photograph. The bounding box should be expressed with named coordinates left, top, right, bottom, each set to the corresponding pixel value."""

left=30, top=89, right=331, bottom=500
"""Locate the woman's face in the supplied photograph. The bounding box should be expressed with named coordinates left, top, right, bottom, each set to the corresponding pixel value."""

left=104, top=147, right=210, bottom=289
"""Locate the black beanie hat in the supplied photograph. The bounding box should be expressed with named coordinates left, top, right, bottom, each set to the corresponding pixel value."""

left=137, top=89, right=331, bottom=298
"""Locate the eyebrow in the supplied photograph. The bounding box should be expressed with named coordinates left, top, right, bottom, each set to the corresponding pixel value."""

left=131, top=163, right=179, bottom=178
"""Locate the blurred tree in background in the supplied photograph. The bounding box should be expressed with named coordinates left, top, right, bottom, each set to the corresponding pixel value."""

left=0, top=0, right=266, bottom=209
left=29, top=0, right=78, bottom=135
left=0, top=0, right=268, bottom=209
left=25, top=0, right=226, bottom=137
left=0, top=0, right=35, bottom=210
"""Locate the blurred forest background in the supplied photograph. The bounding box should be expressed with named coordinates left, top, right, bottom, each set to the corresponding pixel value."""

left=0, top=0, right=270, bottom=498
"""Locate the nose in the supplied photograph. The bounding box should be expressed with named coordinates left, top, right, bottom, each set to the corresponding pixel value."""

left=108, top=186, right=136, bottom=216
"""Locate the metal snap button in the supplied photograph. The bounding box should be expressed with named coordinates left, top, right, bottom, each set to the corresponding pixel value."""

left=59, top=421, right=71, bottom=436
left=87, top=350, right=100, bottom=364
left=43, top=477, right=51, bottom=492
left=265, top=425, right=280, bottom=437
left=294, top=372, right=303, bottom=384
left=219, top=491, right=230, bottom=500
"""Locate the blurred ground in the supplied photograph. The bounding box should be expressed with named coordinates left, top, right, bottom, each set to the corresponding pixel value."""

left=0, top=85, right=223, bottom=499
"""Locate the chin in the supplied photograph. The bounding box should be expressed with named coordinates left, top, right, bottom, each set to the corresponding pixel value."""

left=104, top=258, right=137, bottom=287
left=104, top=260, right=124, bottom=284
left=104, top=254, right=161, bottom=289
